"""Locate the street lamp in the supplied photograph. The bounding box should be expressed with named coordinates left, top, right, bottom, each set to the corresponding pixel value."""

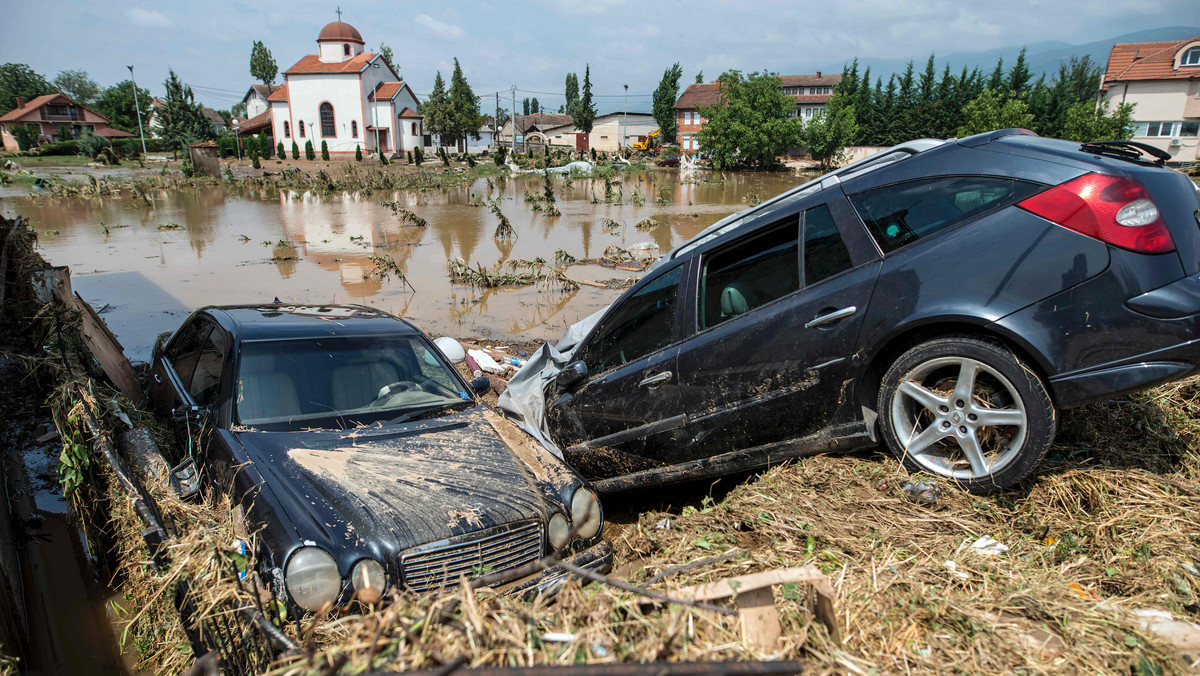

left=127, top=65, right=148, bottom=157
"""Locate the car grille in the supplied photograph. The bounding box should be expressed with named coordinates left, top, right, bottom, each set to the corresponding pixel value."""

left=400, top=521, right=543, bottom=593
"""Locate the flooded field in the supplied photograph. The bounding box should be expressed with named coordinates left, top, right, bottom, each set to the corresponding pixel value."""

left=1, top=168, right=801, bottom=357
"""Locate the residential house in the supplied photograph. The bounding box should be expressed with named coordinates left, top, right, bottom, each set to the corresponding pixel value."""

left=423, top=115, right=495, bottom=154
left=201, top=107, right=227, bottom=134
left=1102, top=34, right=1200, bottom=164
left=241, top=84, right=276, bottom=120
left=267, top=19, right=424, bottom=156
left=498, top=112, right=575, bottom=149
left=673, top=73, right=842, bottom=153
left=0, top=94, right=132, bottom=151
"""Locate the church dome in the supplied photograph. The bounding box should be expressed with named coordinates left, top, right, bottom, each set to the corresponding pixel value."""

left=317, top=21, right=364, bottom=44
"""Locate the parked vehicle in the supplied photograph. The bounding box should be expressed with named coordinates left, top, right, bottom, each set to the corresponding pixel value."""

left=657, top=155, right=681, bottom=167
left=147, top=304, right=610, bottom=612
left=545, top=131, right=1200, bottom=494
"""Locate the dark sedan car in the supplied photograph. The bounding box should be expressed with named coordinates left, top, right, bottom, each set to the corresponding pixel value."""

left=546, top=131, right=1200, bottom=494
left=148, top=304, right=610, bottom=611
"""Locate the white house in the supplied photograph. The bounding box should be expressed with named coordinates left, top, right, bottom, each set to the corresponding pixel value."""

left=241, top=84, right=275, bottom=120
left=268, top=20, right=423, bottom=156
left=1102, top=34, right=1200, bottom=164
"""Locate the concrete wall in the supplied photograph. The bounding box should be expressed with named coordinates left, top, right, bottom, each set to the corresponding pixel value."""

left=246, top=95, right=268, bottom=119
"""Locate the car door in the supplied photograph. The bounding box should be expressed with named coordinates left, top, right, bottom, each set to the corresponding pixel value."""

left=148, top=316, right=211, bottom=420
left=675, top=196, right=882, bottom=459
left=546, top=262, right=690, bottom=473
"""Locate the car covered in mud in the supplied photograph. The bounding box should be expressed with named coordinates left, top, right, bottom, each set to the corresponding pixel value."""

left=542, top=131, right=1200, bottom=495
left=147, top=304, right=610, bottom=611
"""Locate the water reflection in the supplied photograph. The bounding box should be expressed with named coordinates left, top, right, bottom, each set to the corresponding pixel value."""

left=6, top=169, right=802, bottom=340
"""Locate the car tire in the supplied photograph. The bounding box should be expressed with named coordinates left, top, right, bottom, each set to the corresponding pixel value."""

left=876, top=335, right=1055, bottom=494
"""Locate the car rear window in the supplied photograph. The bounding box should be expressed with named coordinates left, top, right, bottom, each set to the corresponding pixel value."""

left=850, top=176, right=1042, bottom=253
left=700, top=219, right=799, bottom=329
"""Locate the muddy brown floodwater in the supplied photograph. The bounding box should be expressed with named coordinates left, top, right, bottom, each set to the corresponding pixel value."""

left=1, top=169, right=802, bottom=357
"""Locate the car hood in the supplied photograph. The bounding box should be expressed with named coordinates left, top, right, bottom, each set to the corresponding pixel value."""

left=231, top=407, right=570, bottom=557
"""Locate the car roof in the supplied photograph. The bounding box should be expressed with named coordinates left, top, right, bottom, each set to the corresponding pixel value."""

left=204, top=304, right=422, bottom=342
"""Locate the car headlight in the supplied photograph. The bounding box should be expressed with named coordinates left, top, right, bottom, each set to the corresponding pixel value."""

left=351, top=558, right=388, bottom=604
left=548, top=512, right=570, bottom=550
left=285, top=546, right=342, bottom=611
left=570, top=487, right=602, bottom=539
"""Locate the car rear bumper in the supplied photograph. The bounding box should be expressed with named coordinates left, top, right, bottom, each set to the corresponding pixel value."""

left=500, top=540, right=613, bottom=598
left=1049, top=336, right=1200, bottom=407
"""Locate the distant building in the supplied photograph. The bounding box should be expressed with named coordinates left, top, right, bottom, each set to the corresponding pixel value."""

left=1102, top=34, right=1200, bottom=164
left=242, top=84, right=276, bottom=120
left=673, top=73, right=842, bottom=153
left=0, top=94, right=132, bottom=151
left=498, top=113, right=575, bottom=148
left=268, top=19, right=423, bottom=156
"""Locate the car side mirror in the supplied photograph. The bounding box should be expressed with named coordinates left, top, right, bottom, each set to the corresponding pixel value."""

left=556, top=361, right=587, bottom=390
left=152, top=331, right=172, bottom=363
left=171, top=404, right=210, bottom=423
left=469, top=376, right=492, bottom=396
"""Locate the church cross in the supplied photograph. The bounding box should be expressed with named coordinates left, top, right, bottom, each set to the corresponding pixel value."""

left=336, top=6, right=342, bottom=21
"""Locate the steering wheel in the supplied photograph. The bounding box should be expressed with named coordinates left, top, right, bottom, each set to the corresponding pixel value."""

left=370, top=381, right=420, bottom=406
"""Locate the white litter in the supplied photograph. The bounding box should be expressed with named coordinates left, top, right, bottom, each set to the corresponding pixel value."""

left=944, top=560, right=969, bottom=580
left=654, top=518, right=672, bottom=530
left=542, top=632, right=575, bottom=643
left=467, top=349, right=505, bottom=374
left=971, top=536, right=1009, bottom=556
left=434, top=337, right=465, bottom=364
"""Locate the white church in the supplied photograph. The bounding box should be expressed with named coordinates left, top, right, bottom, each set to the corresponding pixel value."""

left=268, top=19, right=424, bottom=156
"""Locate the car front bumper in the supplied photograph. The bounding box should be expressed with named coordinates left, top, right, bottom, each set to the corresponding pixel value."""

left=499, top=540, right=614, bottom=598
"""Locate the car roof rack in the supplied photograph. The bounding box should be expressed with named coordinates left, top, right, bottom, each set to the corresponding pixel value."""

left=1078, top=140, right=1169, bottom=167
left=654, top=138, right=950, bottom=266
left=957, top=128, right=1037, bottom=147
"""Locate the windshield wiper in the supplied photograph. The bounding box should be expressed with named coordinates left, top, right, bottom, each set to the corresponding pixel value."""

left=384, top=401, right=468, bottom=426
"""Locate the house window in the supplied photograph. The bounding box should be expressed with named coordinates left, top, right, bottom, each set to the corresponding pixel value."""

left=411, top=122, right=417, bottom=135
left=320, top=103, right=335, bottom=137
left=1144, top=121, right=1176, bottom=137
left=283, top=121, right=290, bottom=138
left=351, top=120, right=358, bottom=138
left=1181, top=121, right=1199, bottom=137
left=343, top=44, right=351, bottom=56
left=298, top=120, right=305, bottom=138
left=1183, top=47, right=1200, bottom=66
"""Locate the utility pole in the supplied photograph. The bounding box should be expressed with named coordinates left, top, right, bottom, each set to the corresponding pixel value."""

left=623, top=84, right=628, bottom=157
left=495, top=91, right=500, bottom=149
left=510, top=85, right=517, bottom=155
left=127, top=65, right=148, bottom=157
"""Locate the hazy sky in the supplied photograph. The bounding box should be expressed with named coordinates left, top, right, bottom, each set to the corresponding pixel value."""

left=2, top=0, right=1198, bottom=114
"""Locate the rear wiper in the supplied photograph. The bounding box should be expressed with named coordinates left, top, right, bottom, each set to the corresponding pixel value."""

left=1079, top=140, right=1170, bottom=167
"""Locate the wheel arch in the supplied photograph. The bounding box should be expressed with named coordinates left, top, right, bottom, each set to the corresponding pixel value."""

left=856, top=316, right=1058, bottom=416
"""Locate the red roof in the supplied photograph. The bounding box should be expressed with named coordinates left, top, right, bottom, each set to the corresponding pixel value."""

left=368, top=81, right=404, bottom=101
left=0, top=93, right=112, bottom=124
left=398, top=107, right=423, bottom=119
left=234, top=110, right=272, bottom=133
left=779, top=73, right=842, bottom=87
left=790, top=94, right=833, bottom=104
left=266, top=84, right=289, bottom=102
left=1105, top=35, right=1200, bottom=83
left=95, top=128, right=134, bottom=138
left=674, top=83, right=722, bottom=110
left=317, top=21, right=363, bottom=44
left=285, top=53, right=376, bottom=75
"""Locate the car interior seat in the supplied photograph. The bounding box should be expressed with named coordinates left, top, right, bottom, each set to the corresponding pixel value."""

left=720, top=285, right=750, bottom=319
left=330, top=359, right=402, bottom=410
left=237, top=352, right=301, bottom=422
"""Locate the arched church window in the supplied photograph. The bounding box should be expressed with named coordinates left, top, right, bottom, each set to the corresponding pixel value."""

left=351, top=120, right=358, bottom=138
left=320, top=103, right=336, bottom=137
left=283, top=121, right=290, bottom=138
left=343, top=44, right=350, bottom=57
left=298, top=120, right=305, bottom=138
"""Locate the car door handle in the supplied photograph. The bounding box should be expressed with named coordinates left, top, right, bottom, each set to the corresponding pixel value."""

left=638, top=371, right=672, bottom=387
left=153, top=373, right=162, bottom=384
left=805, top=306, right=857, bottom=329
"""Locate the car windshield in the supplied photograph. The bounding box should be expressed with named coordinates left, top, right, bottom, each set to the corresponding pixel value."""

left=235, top=335, right=469, bottom=428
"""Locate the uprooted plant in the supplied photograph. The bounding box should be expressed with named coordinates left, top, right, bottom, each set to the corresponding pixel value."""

left=381, top=201, right=430, bottom=228
left=365, top=255, right=416, bottom=291
left=489, top=200, right=516, bottom=240
left=448, top=257, right=578, bottom=291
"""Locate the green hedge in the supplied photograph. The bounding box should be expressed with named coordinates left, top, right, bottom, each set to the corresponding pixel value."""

left=37, top=141, right=80, bottom=156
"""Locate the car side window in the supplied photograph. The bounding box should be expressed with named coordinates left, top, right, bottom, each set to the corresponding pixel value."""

left=700, top=217, right=799, bottom=329
left=165, top=320, right=209, bottom=386
left=579, top=265, right=683, bottom=374
left=803, top=204, right=853, bottom=285
left=188, top=327, right=227, bottom=406
left=849, top=176, right=1043, bottom=253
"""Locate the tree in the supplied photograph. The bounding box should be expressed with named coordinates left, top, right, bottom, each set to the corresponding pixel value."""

left=52, top=69, right=99, bottom=104
left=422, top=72, right=450, bottom=141
left=230, top=102, right=247, bottom=118
left=277, top=140, right=285, bottom=158
left=531, top=97, right=541, bottom=114
left=956, top=89, right=1034, bottom=137
left=249, top=41, right=278, bottom=87
left=249, top=142, right=260, bottom=168
left=158, top=69, right=215, bottom=153
left=0, top=63, right=51, bottom=114
left=321, top=140, right=329, bottom=160
left=355, top=144, right=363, bottom=161
left=1007, top=48, right=1032, bottom=98
left=803, top=95, right=858, bottom=170
left=291, top=141, right=299, bottom=159
left=216, top=110, right=233, bottom=127
left=576, top=65, right=597, bottom=146
left=987, top=57, right=1005, bottom=92
left=522, top=97, right=530, bottom=116
left=56, top=124, right=71, bottom=142
left=445, top=58, right=482, bottom=147
left=695, top=70, right=802, bottom=170
left=10, top=124, right=39, bottom=150
left=695, top=71, right=704, bottom=84
left=1061, top=99, right=1135, bottom=142
left=495, top=107, right=510, bottom=130
left=379, top=43, right=395, bottom=72
left=305, top=139, right=315, bottom=160
left=94, top=80, right=153, bottom=134
left=652, top=62, right=683, bottom=142
left=564, top=73, right=580, bottom=118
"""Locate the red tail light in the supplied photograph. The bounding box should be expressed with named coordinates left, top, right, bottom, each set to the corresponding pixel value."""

left=1017, top=172, right=1175, bottom=254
